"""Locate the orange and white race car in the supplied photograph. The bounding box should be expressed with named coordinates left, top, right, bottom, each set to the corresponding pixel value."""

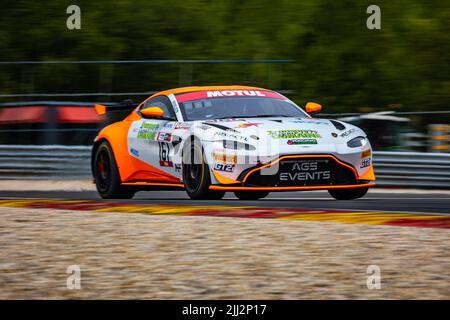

left=92, top=86, right=375, bottom=200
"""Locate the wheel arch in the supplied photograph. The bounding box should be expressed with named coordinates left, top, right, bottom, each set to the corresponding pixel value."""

left=180, top=134, right=224, bottom=199
left=91, top=137, right=108, bottom=178
left=91, top=120, right=133, bottom=182
left=181, top=134, right=209, bottom=167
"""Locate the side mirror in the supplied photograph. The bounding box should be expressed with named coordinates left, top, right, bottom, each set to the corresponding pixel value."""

left=141, top=106, right=165, bottom=118
left=94, top=104, right=107, bottom=115
left=305, top=102, right=322, bottom=115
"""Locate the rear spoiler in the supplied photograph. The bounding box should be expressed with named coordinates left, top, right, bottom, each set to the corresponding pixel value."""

left=94, top=100, right=139, bottom=115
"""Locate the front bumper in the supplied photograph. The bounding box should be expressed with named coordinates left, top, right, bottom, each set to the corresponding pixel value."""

left=210, top=154, right=375, bottom=191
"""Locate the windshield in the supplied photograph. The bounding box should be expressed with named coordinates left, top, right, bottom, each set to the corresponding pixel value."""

left=178, top=96, right=309, bottom=121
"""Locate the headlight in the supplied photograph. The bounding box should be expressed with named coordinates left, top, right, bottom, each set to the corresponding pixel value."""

left=222, top=140, right=256, bottom=151
left=347, top=136, right=367, bottom=148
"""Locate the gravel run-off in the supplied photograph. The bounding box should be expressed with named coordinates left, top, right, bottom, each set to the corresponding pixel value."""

left=0, top=206, right=448, bottom=299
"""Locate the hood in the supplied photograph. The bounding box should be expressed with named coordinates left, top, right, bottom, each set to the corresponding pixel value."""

left=195, top=116, right=368, bottom=156
left=200, top=117, right=355, bottom=140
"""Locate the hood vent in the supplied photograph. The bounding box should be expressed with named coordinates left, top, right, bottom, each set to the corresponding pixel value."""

left=202, top=122, right=240, bottom=133
left=330, top=120, right=346, bottom=131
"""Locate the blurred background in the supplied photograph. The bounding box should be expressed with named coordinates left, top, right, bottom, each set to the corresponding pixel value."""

left=1, top=1, right=449, bottom=301
left=0, top=0, right=448, bottom=151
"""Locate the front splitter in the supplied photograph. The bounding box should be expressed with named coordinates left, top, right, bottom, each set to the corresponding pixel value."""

left=209, top=182, right=376, bottom=192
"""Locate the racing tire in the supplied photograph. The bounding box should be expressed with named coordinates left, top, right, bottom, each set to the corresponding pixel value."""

left=182, top=138, right=225, bottom=200
left=328, top=187, right=369, bottom=200
left=93, top=141, right=136, bottom=199
left=234, top=191, right=270, bottom=200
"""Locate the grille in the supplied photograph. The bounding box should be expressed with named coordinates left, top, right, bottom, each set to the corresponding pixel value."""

left=244, top=157, right=356, bottom=187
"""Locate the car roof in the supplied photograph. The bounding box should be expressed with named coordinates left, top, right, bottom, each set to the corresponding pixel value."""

left=136, top=85, right=276, bottom=109
left=152, top=85, right=273, bottom=97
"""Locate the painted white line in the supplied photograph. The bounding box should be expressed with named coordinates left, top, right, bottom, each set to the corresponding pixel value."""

left=262, top=198, right=334, bottom=200
left=370, top=188, right=450, bottom=195
left=265, top=197, right=450, bottom=200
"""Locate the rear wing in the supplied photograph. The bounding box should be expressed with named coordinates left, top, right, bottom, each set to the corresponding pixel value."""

left=94, top=100, right=139, bottom=115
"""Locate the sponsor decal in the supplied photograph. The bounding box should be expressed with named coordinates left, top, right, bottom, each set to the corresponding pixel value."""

left=236, top=122, right=261, bottom=128
left=137, top=131, right=157, bottom=140
left=267, top=130, right=321, bottom=139
left=279, top=160, right=331, bottom=182
left=141, top=122, right=159, bottom=130
left=130, top=148, right=139, bottom=157
left=291, top=119, right=330, bottom=125
left=214, top=131, right=249, bottom=142
left=176, top=90, right=285, bottom=103
left=212, top=151, right=237, bottom=164
left=174, top=122, right=192, bottom=130
left=157, top=132, right=172, bottom=143
left=287, top=139, right=318, bottom=145
left=159, top=160, right=173, bottom=167
left=162, top=122, right=175, bottom=129
left=174, top=163, right=181, bottom=172
left=137, top=122, right=160, bottom=140
left=206, top=90, right=266, bottom=98
left=361, top=149, right=372, bottom=158
left=340, top=128, right=357, bottom=137
left=158, top=142, right=173, bottom=167
left=213, top=163, right=235, bottom=172
left=361, top=158, right=371, bottom=168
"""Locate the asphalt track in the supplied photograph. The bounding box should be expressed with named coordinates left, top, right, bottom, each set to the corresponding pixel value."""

left=1, top=189, right=449, bottom=214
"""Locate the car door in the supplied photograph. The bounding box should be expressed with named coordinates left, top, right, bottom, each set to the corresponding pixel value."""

left=127, top=95, right=179, bottom=179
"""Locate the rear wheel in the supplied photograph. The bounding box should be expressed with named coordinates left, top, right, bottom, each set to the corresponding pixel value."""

left=328, top=187, right=368, bottom=200
left=182, top=138, right=225, bottom=200
left=234, top=191, right=270, bottom=200
left=93, top=141, right=136, bottom=199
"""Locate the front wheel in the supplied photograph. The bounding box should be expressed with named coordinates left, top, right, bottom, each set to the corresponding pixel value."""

left=182, top=138, right=225, bottom=200
left=328, top=187, right=369, bottom=200
left=234, top=191, right=270, bottom=200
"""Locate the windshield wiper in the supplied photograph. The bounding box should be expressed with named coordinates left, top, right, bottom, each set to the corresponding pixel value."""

left=251, top=114, right=291, bottom=118
left=213, top=114, right=290, bottom=120
left=212, top=115, right=250, bottom=120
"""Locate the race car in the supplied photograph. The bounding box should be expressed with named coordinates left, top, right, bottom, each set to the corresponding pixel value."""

left=91, top=86, right=375, bottom=200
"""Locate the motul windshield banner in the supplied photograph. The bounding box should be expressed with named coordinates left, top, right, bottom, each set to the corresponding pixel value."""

left=176, top=90, right=285, bottom=103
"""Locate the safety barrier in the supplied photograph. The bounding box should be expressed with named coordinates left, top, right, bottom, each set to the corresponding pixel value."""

left=0, top=145, right=449, bottom=188
left=0, top=145, right=91, bottom=180
left=373, top=151, right=450, bottom=188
